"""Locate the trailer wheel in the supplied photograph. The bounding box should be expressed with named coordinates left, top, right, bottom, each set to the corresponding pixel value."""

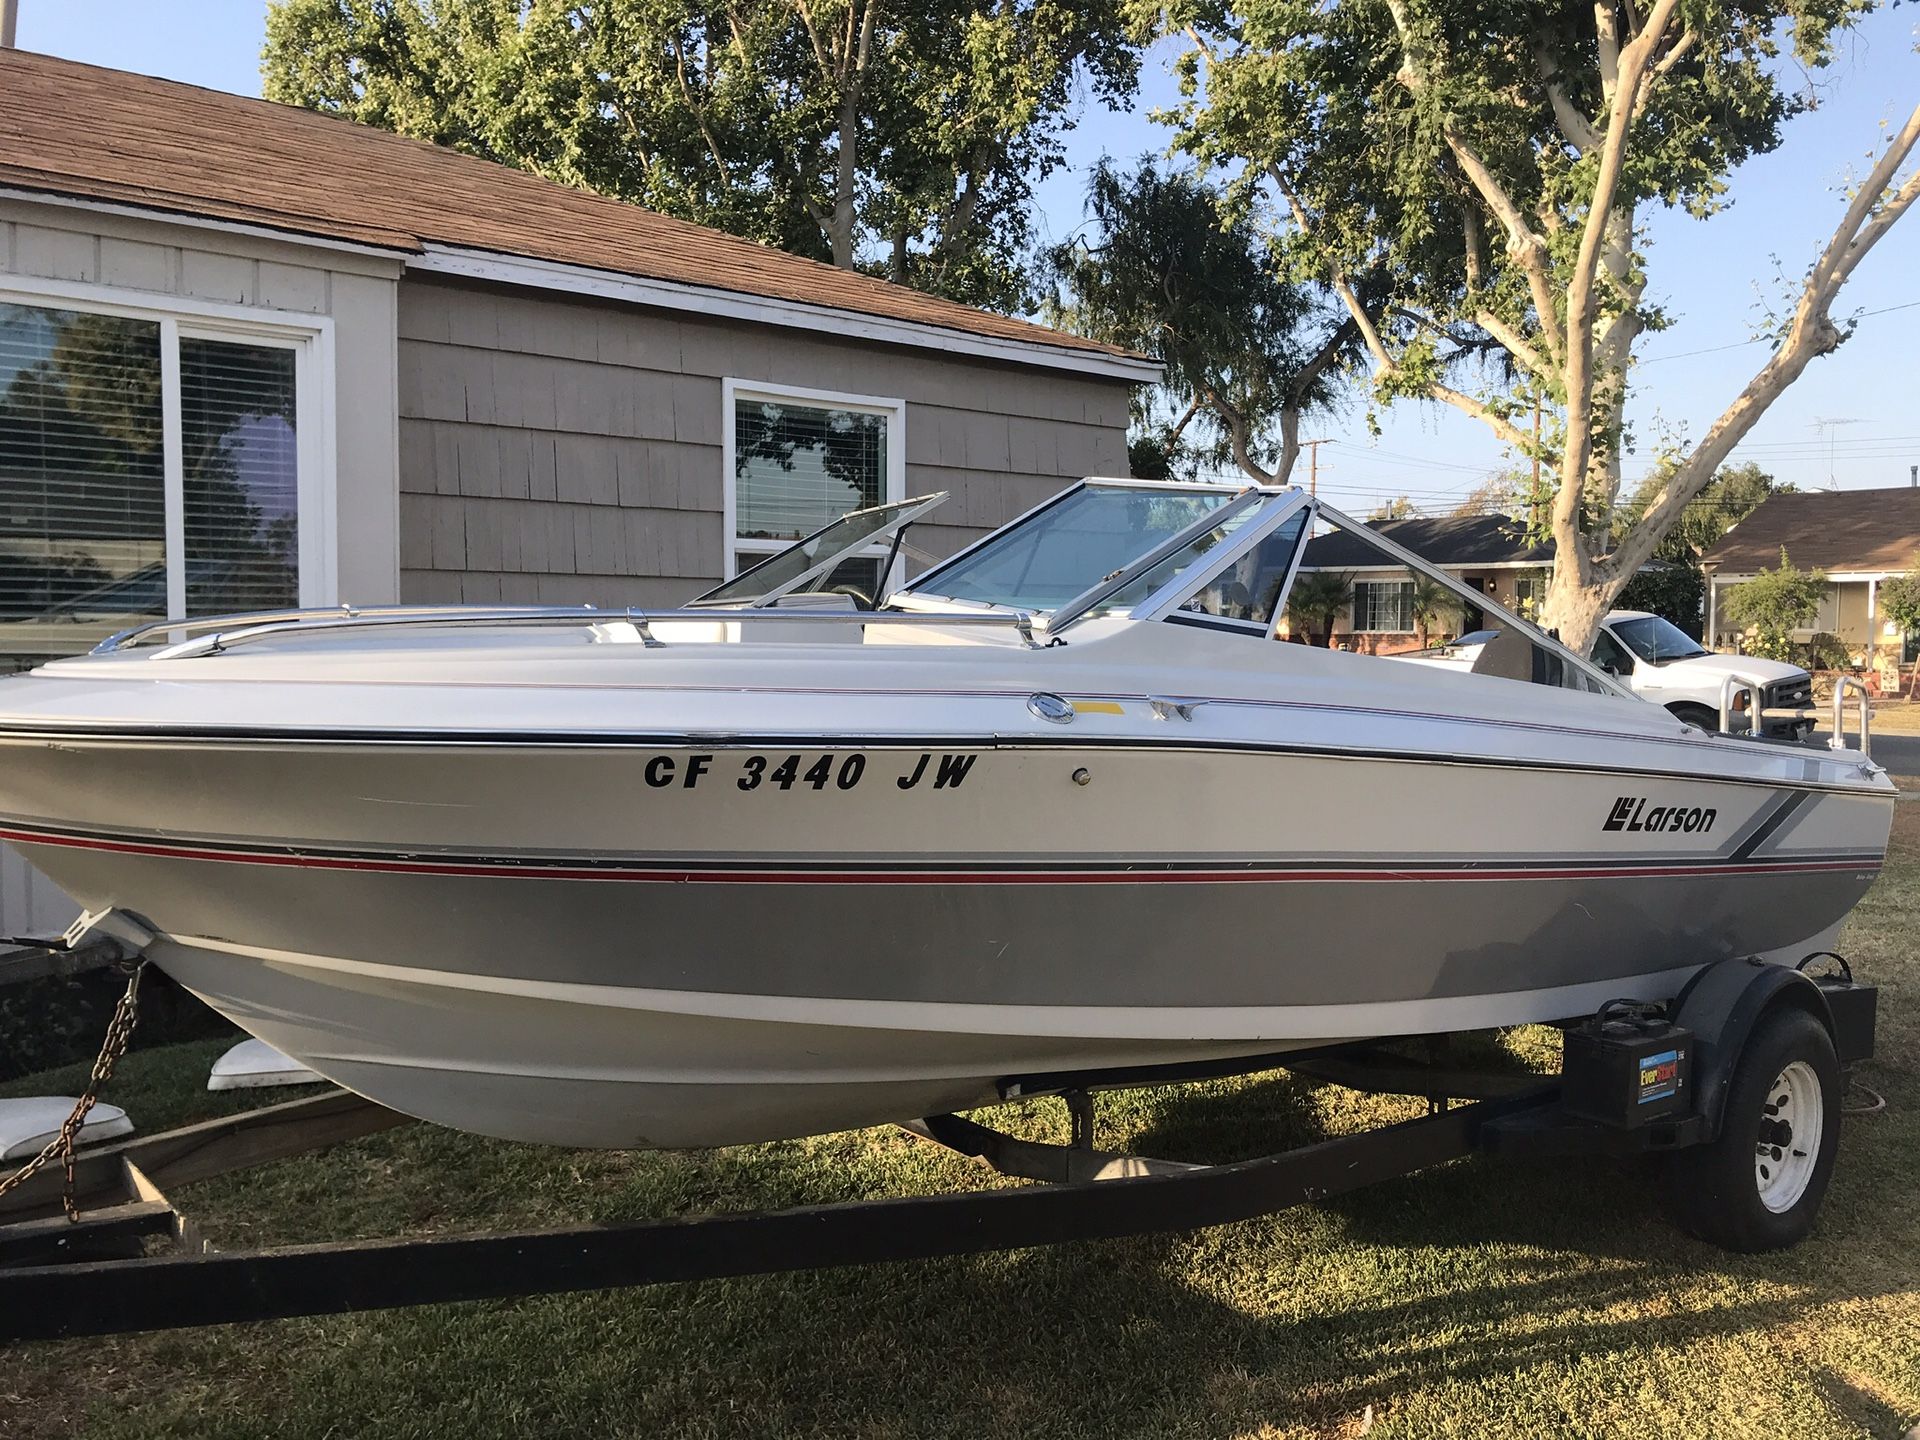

left=1665, top=1007, right=1840, bottom=1252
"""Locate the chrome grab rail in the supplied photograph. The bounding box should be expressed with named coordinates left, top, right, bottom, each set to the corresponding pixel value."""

left=93, top=604, right=1048, bottom=660
left=1718, top=674, right=1765, bottom=736
left=1829, top=675, right=1872, bottom=757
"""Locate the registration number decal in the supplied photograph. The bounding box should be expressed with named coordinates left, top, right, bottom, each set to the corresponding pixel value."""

left=637, top=752, right=977, bottom=793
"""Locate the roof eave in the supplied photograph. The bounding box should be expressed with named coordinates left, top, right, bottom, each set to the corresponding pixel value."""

left=409, top=245, right=1164, bottom=383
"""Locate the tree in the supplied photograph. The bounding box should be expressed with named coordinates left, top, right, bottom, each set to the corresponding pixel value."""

left=1723, top=549, right=1827, bottom=661
left=1614, top=462, right=1789, bottom=565
left=1615, top=562, right=1705, bottom=635
left=1046, top=160, right=1357, bottom=483
left=1448, top=468, right=1530, bottom=520
left=1879, top=559, right=1920, bottom=696
left=1286, top=569, right=1353, bottom=645
left=1408, top=572, right=1459, bottom=647
left=1368, top=496, right=1417, bottom=520
left=262, top=0, right=1140, bottom=310
left=1144, top=0, right=1920, bottom=650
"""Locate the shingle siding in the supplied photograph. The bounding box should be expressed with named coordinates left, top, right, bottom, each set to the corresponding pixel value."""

left=397, top=276, right=1132, bottom=605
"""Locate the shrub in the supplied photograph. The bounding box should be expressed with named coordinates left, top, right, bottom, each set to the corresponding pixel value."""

left=1798, top=631, right=1853, bottom=671
left=0, top=967, right=235, bottom=1083
left=1286, top=570, right=1353, bottom=646
left=1724, top=548, right=1827, bottom=662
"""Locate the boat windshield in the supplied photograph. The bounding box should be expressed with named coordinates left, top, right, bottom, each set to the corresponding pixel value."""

left=1612, top=615, right=1711, bottom=663
left=688, top=494, right=946, bottom=608
left=901, top=484, right=1241, bottom=612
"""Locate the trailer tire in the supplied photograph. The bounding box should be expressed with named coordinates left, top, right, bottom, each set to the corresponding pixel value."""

left=1664, top=1006, right=1840, bottom=1252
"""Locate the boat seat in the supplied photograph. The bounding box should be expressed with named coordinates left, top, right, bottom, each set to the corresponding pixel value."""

left=1468, top=626, right=1536, bottom=682
left=1469, top=626, right=1574, bottom=689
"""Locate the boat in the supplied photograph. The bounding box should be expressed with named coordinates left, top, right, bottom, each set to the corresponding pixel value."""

left=0, top=481, right=1894, bottom=1148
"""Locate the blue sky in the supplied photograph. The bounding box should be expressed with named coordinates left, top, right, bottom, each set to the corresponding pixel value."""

left=17, top=1, right=1918, bottom=514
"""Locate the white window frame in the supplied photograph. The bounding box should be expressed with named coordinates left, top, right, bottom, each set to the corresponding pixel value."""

left=1352, top=578, right=1414, bottom=634
left=0, top=275, right=339, bottom=615
left=721, top=377, right=906, bottom=588
left=1512, top=571, right=1548, bottom=619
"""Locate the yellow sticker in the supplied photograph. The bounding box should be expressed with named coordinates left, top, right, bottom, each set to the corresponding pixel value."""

left=1073, top=700, right=1126, bottom=715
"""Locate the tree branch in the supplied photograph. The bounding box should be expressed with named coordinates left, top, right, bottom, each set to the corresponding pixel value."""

left=1431, top=383, right=1536, bottom=452
left=1604, top=100, right=1920, bottom=582
left=1443, top=132, right=1568, bottom=366
left=1557, top=0, right=1680, bottom=545
left=1534, top=44, right=1601, bottom=154
left=1386, top=1, right=1567, bottom=367
left=1204, top=387, right=1278, bottom=483
left=1266, top=164, right=1397, bottom=371
left=1475, top=310, right=1553, bottom=382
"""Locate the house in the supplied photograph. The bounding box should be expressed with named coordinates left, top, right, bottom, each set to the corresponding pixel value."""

left=1293, top=513, right=1554, bottom=650
left=0, top=48, right=1158, bottom=940
left=1699, top=487, right=1920, bottom=667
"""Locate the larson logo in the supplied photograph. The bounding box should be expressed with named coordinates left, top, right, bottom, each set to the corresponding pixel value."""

left=1604, top=797, right=1717, bottom=834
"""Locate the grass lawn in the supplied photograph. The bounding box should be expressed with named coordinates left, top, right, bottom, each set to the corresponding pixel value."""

left=1870, top=699, right=1920, bottom=735
left=4, top=798, right=1917, bottom=1440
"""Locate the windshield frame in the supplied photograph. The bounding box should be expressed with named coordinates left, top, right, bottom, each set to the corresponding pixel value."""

left=1044, top=487, right=1271, bottom=630
left=894, top=478, right=1278, bottom=621
left=1098, top=488, right=1311, bottom=635
left=1610, top=615, right=1711, bottom=664
left=1306, top=499, right=1636, bottom=701
left=686, top=493, right=948, bottom=609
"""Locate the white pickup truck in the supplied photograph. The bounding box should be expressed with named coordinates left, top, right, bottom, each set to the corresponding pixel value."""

left=1394, top=609, right=1816, bottom=739
left=1586, top=610, right=1815, bottom=739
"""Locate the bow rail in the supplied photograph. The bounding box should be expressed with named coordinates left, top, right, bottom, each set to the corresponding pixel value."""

left=94, top=604, right=1044, bottom=660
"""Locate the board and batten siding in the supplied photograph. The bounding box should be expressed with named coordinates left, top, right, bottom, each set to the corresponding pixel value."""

left=0, top=198, right=404, bottom=944
left=395, top=276, right=1132, bottom=605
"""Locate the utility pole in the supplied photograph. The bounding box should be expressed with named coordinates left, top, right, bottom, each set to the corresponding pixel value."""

left=1301, top=438, right=1332, bottom=497
left=1, top=0, right=18, bottom=49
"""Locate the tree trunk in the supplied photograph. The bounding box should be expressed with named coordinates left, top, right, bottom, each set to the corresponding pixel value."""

left=1273, top=405, right=1301, bottom=486
left=830, top=85, right=858, bottom=268
left=1538, top=558, right=1614, bottom=655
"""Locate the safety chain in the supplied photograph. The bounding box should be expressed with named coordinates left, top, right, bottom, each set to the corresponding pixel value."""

left=0, top=960, right=146, bottom=1220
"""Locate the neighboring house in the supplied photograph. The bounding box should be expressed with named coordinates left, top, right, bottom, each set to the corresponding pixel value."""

left=0, top=48, right=1158, bottom=940
left=1699, top=487, right=1920, bottom=667
left=1295, top=513, right=1554, bottom=651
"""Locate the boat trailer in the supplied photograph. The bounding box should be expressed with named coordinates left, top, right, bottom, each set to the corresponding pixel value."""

left=0, top=955, right=1880, bottom=1344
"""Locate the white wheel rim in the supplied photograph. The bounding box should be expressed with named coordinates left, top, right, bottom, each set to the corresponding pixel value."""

left=1754, top=1060, right=1824, bottom=1214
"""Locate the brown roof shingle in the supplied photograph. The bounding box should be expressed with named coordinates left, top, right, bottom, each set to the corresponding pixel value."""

left=1700, top=487, right=1920, bottom=574
left=0, top=48, right=1142, bottom=368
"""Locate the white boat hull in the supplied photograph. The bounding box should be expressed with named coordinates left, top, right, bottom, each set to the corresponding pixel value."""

left=0, top=664, right=1890, bottom=1145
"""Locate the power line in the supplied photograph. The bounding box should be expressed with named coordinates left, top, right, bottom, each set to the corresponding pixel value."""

left=1637, top=299, right=1920, bottom=365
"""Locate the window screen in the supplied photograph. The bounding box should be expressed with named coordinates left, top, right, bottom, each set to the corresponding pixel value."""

left=181, top=337, right=299, bottom=615
left=1353, top=580, right=1414, bottom=633
left=0, top=302, right=304, bottom=669
left=0, top=304, right=165, bottom=665
left=733, top=395, right=889, bottom=544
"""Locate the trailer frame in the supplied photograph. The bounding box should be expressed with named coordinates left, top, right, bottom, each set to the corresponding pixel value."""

left=0, top=956, right=1880, bottom=1344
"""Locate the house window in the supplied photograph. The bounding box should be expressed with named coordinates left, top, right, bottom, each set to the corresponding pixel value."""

left=1352, top=579, right=1414, bottom=633
left=724, top=379, right=905, bottom=598
left=1512, top=572, right=1547, bottom=618
left=0, top=292, right=325, bottom=668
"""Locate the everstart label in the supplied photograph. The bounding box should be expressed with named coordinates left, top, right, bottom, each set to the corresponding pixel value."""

left=1638, top=1048, right=1684, bottom=1104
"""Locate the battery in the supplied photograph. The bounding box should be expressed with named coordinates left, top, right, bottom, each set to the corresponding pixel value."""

left=1562, top=1005, right=1694, bottom=1128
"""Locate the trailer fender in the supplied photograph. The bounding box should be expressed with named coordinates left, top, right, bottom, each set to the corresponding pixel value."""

left=1670, top=958, right=1835, bottom=1143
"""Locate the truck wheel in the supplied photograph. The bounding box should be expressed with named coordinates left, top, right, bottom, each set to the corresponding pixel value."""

left=1667, top=702, right=1721, bottom=732
left=1664, top=1007, right=1840, bottom=1252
